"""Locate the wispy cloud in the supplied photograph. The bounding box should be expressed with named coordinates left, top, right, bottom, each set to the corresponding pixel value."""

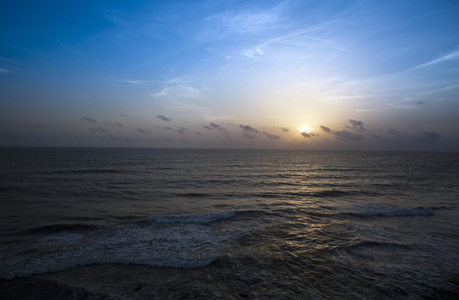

left=203, top=8, right=281, bottom=40
left=240, top=16, right=350, bottom=60
left=90, top=128, right=107, bottom=133
left=105, top=122, right=123, bottom=127
left=263, top=131, right=281, bottom=140
left=157, top=114, right=171, bottom=122
left=240, top=124, right=261, bottom=139
left=333, top=130, right=365, bottom=141
left=137, top=128, right=150, bottom=134
left=275, top=127, right=290, bottom=132
left=301, top=131, right=318, bottom=138
left=241, top=48, right=264, bottom=59
left=101, top=8, right=129, bottom=28
left=320, top=125, right=331, bottom=133
left=347, top=119, right=366, bottom=132
left=203, top=122, right=225, bottom=132
left=388, top=98, right=425, bottom=110
left=119, top=80, right=143, bottom=84
left=149, top=77, right=211, bottom=114
left=151, top=84, right=201, bottom=99
left=239, top=124, right=259, bottom=134
left=156, top=126, right=172, bottom=131
left=177, top=127, right=189, bottom=134
left=320, top=123, right=364, bottom=141
left=80, top=117, right=97, bottom=124
left=412, top=48, right=459, bottom=70
left=0, top=67, right=13, bottom=73
left=243, top=132, right=257, bottom=140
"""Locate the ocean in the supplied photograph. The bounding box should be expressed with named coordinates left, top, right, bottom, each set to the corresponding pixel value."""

left=0, top=147, right=458, bottom=299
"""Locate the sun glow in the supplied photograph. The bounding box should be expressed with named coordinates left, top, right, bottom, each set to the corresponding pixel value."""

left=300, top=126, right=311, bottom=133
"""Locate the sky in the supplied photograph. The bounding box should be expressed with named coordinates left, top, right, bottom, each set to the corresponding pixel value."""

left=1, top=0, right=459, bottom=151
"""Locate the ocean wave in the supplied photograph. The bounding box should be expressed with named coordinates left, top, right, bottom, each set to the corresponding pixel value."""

left=19, top=223, right=101, bottom=236
left=0, top=214, right=237, bottom=279
left=347, top=205, right=434, bottom=217
left=428, top=206, right=456, bottom=211
left=253, top=190, right=351, bottom=199
left=333, top=240, right=415, bottom=252
left=67, top=168, right=121, bottom=174
left=0, top=185, right=22, bottom=192
left=310, top=190, right=352, bottom=197
left=148, top=210, right=236, bottom=224
left=35, top=168, right=121, bottom=175
left=254, top=189, right=381, bottom=199
left=173, top=192, right=211, bottom=198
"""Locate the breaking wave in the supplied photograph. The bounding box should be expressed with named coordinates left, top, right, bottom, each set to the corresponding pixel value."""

left=0, top=211, right=238, bottom=279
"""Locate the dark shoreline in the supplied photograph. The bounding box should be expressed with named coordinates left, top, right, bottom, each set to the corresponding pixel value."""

left=1, top=263, right=458, bottom=300
left=0, top=263, right=259, bottom=300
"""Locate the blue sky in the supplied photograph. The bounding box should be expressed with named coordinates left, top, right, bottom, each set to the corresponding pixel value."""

left=1, top=0, right=459, bottom=150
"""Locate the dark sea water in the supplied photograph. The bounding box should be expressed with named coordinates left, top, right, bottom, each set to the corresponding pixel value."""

left=0, top=148, right=458, bottom=299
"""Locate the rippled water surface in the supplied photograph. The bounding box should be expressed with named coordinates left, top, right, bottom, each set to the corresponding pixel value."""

left=1, top=148, right=458, bottom=299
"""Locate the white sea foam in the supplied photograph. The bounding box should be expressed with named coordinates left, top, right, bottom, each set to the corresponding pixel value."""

left=0, top=216, right=237, bottom=279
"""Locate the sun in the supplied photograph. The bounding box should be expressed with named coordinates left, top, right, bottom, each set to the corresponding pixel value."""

left=300, top=126, right=311, bottom=133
